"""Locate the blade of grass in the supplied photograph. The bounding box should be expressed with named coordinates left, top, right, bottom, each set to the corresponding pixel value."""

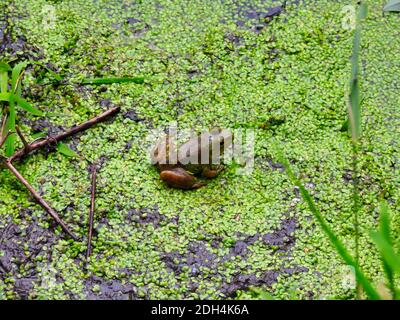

left=56, top=142, right=78, bottom=157
left=0, top=93, right=11, bottom=102
left=276, top=149, right=380, bottom=300
left=14, top=95, right=43, bottom=116
left=384, top=0, right=400, bottom=11
left=370, top=231, right=400, bottom=274
left=0, top=62, right=11, bottom=94
left=371, top=201, right=400, bottom=297
left=0, top=61, right=12, bottom=72
left=81, top=77, right=144, bottom=85
left=5, top=95, right=16, bottom=156
left=0, top=71, right=8, bottom=93
left=348, top=2, right=367, bottom=298
left=11, top=61, right=28, bottom=93
left=348, top=3, right=367, bottom=142
left=379, top=202, right=391, bottom=241
left=31, top=61, right=63, bottom=81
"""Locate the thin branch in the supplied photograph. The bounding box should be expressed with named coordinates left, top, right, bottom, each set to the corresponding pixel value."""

left=15, top=125, right=30, bottom=151
left=9, top=106, right=120, bottom=162
left=0, top=113, right=7, bottom=138
left=86, top=163, right=97, bottom=260
left=4, top=160, right=78, bottom=240
left=2, top=107, right=120, bottom=240
left=0, top=131, right=13, bottom=149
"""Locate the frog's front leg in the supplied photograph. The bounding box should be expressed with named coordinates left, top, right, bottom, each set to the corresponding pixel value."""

left=202, top=165, right=223, bottom=179
left=160, top=167, right=204, bottom=189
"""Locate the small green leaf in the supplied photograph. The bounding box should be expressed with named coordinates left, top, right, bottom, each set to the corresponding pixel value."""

left=0, top=92, right=11, bottom=102
left=384, top=0, right=400, bottom=12
left=340, top=119, right=349, bottom=132
left=81, top=77, right=145, bottom=85
left=57, top=142, right=78, bottom=157
left=379, top=202, right=391, bottom=245
left=11, top=61, right=28, bottom=93
left=0, top=71, right=8, bottom=93
left=31, top=132, right=47, bottom=140
left=14, top=95, right=43, bottom=116
left=275, top=144, right=381, bottom=300
left=4, top=96, right=16, bottom=156
left=370, top=231, right=400, bottom=274
left=0, top=61, right=11, bottom=72
left=31, top=61, right=63, bottom=81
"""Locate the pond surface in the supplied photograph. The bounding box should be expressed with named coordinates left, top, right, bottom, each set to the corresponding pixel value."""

left=0, top=0, right=399, bottom=299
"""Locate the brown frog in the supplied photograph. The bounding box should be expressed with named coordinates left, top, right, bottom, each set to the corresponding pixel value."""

left=151, top=129, right=233, bottom=189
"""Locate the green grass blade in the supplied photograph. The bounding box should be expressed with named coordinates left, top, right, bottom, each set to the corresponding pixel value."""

left=0, top=61, right=11, bottom=72
left=56, top=142, right=78, bottom=157
left=384, top=0, right=400, bottom=11
left=379, top=202, right=391, bottom=244
left=378, top=202, right=395, bottom=297
left=348, top=3, right=367, bottom=142
left=31, top=132, right=46, bottom=140
left=0, top=71, right=8, bottom=94
left=0, top=92, right=11, bottom=102
left=11, top=61, right=28, bottom=93
left=31, top=61, right=63, bottom=81
left=370, top=231, right=400, bottom=273
left=14, top=95, right=43, bottom=116
left=371, top=201, right=400, bottom=298
left=4, top=95, right=16, bottom=156
left=276, top=149, right=380, bottom=300
left=81, top=77, right=145, bottom=85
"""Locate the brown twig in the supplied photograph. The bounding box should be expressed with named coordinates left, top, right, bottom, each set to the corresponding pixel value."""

left=15, top=125, right=30, bottom=151
left=9, top=106, right=120, bottom=162
left=3, top=106, right=120, bottom=240
left=0, top=131, right=13, bottom=149
left=0, top=114, right=7, bottom=137
left=86, top=163, right=97, bottom=260
left=4, top=160, right=79, bottom=240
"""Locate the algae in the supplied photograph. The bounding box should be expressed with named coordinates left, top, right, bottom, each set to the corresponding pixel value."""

left=0, top=0, right=399, bottom=299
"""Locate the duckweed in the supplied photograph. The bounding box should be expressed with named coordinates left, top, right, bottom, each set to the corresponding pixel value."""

left=0, top=0, right=398, bottom=299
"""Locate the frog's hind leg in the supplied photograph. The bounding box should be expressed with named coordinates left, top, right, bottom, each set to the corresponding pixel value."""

left=160, top=167, right=203, bottom=190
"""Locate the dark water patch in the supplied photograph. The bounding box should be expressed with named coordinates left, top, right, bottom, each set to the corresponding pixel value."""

left=0, top=5, right=43, bottom=61
left=127, top=205, right=165, bottom=228
left=163, top=217, right=298, bottom=277
left=0, top=208, right=60, bottom=299
left=161, top=241, right=218, bottom=276
left=123, top=109, right=142, bottom=122
left=342, top=169, right=353, bottom=183
left=222, top=265, right=308, bottom=298
left=161, top=251, right=185, bottom=275
left=255, top=156, right=285, bottom=172
left=13, top=277, right=36, bottom=299
left=160, top=216, right=299, bottom=297
left=85, top=275, right=137, bottom=300
left=283, top=265, right=309, bottom=275
left=261, top=217, right=296, bottom=253
left=221, top=270, right=279, bottom=297
left=234, top=3, right=284, bottom=33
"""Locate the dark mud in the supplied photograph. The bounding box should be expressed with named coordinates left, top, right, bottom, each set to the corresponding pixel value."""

left=126, top=205, right=166, bottom=228
left=0, top=208, right=60, bottom=299
left=234, top=4, right=284, bottom=32
left=84, top=276, right=137, bottom=300
left=161, top=216, right=305, bottom=298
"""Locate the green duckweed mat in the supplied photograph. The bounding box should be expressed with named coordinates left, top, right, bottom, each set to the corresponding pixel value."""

left=0, top=0, right=399, bottom=299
